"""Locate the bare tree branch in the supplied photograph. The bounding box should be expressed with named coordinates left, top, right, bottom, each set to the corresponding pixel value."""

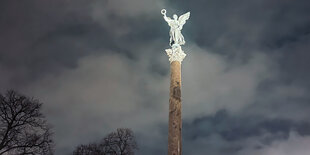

left=73, top=128, right=138, bottom=155
left=0, top=90, right=53, bottom=155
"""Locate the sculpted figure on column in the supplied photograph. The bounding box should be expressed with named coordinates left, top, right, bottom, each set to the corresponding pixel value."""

left=161, top=9, right=190, bottom=46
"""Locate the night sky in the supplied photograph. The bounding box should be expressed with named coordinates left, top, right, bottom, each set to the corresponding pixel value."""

left=1, top=0, right=310, bottom=154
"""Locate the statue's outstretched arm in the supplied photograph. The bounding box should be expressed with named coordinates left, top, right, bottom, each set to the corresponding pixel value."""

left=161, top=9, right=172, bottom=23
left=163, top=15, right=172, bottom=23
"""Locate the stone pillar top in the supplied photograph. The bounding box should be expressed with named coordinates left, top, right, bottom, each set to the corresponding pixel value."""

left=165, top=44, right=186, bottom=63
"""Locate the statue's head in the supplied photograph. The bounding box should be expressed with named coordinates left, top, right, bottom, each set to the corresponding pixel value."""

left=173, top=14, right=178, bottom=20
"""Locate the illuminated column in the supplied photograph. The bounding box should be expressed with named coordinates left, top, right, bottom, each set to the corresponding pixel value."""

left=166, top=45, right=186, bottom=155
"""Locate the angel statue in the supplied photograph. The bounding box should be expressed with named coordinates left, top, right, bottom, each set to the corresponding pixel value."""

left=161, top=9, right=190, bottom=46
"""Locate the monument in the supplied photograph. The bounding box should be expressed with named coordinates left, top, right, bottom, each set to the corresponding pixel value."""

left=161, top=9, right=190, bottom=155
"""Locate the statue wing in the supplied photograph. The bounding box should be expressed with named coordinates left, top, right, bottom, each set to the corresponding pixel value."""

left=178, top=12, right=190, bottom=28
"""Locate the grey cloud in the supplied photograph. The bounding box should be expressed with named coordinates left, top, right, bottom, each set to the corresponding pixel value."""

left=182, top=44, right=276, bottom=120
left=184, top=110, right=310, bottom=142
left=1, top=0, right=310, bottom=154
left=182, top=110, right=310, bottom=155
left=238, top=132, right=310, bottom=155
left=21, top=42, right=170, bottom=154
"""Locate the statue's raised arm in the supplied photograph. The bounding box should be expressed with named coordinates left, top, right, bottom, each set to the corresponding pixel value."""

left=161, top=9, right=173, bottom=25
left=178, top=12, right=190, bottom=29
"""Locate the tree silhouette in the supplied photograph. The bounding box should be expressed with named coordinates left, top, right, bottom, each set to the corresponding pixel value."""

left=73, top=128, right=138, bottom=155
left=0, top=90, right=53, bottom=155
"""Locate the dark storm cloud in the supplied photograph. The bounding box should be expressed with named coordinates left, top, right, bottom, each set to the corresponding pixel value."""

left=184, top=110, right=310, bottom=142
left=1, top=0, right=310, bottom=154
left=0, top=0, right=90, bottom=89
left=0, top=0, right=167, bottom=90
left=181, top=110, right=310, bottom=155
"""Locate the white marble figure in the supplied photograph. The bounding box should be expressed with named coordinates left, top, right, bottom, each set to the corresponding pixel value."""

left=161, top=9, right=189, bottom=63
left=161, top=9, right=190, bottom=46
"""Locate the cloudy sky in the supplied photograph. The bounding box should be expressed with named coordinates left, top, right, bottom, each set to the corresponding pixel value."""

left=1, top=0, right=310, bottom=154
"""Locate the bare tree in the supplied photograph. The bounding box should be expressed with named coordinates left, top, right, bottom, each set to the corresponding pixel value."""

left=73, top=143, right=102, bottom=155
left=73, top=128, right=138, bottom=155
left=0, top=90, right=53, bottom=155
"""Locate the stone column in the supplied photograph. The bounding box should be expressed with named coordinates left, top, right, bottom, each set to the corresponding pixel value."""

left=168, top=61, right=182, bottom=155
left=166, top=44, right=186, bottom=155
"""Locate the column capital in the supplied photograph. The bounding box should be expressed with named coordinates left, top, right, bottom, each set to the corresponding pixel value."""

left=165, top=44, right=186, bottom=63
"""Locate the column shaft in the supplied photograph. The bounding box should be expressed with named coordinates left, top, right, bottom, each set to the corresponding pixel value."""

left=168, top=61, right=182, bottom=155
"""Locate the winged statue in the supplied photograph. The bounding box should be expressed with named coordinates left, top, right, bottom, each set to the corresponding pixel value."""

left=161, top=9, right=190, bottom=46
